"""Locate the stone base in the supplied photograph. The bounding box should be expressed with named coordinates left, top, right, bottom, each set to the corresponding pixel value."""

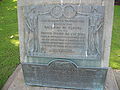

left=2, top=65, right=119, bottom=90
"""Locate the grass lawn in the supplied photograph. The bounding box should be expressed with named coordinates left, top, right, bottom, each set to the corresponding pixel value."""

left=0, top=0, right=120, bottom=89
left=110, top=5, right=120, bottom=69
left=0, top=0, right=19, bottom=89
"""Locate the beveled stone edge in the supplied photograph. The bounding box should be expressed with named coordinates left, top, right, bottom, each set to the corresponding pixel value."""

left=2, top=64, right=21, bottom=90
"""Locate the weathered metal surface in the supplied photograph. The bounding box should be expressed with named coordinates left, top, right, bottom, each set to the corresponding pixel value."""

left=20, top=4, right=107, bottom=89
left=22, top=63, right=108, bottom=90
left=24, top=4, right=104, bottom=67
left=17, top=0, right=114, bottom=89
left=2, top=65, right=119, bottom=90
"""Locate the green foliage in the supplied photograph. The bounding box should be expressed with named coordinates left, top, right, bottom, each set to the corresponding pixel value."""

left=0, top=0, right=19, bottom=89
left=110, top=5, right=120, bottom=69
left=0, top=0, right=120, bottom=89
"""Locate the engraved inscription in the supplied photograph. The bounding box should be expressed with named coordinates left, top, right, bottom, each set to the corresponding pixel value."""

left=24, top=5, right=104, bottom=59
left=38, top=17, right=88, bottom=56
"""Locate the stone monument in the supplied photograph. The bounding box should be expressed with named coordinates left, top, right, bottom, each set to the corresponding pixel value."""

left=18, top=0, right=114, bottom=90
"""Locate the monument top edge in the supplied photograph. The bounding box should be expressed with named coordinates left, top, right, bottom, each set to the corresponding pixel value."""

left=18, top=0, right=104, bottom=7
